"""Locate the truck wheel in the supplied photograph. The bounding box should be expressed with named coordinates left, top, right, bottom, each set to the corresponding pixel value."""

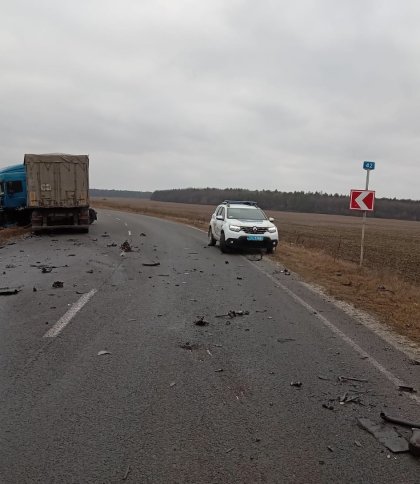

left=208, top=227, right=216, bottom=246
left=220, top=232, right=229, bottom=253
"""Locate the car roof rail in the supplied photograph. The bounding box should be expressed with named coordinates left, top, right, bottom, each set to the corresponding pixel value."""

left=222, top=200, right=258, bottom=207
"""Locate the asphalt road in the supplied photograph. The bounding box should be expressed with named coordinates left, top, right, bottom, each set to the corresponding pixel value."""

left=0, top=209, right=419, bottom=483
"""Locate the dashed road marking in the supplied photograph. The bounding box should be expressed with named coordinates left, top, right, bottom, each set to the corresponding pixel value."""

left=128, top=230, right=131, bottom=236
left=43, top=289, right=97, bottom=338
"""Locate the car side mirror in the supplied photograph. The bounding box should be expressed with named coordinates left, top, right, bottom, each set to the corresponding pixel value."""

left=216, top=215, right=224, bottom=221
left=269, top=217, right=275, bottom=222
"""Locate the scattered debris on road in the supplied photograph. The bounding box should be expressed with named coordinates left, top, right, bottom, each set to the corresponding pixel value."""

left=409, top=429, right=420, bottom=456
left=194, top=316, right=209, bottom=326
left=290, top=381, right=302, bottom=388
left=216, top=310, right=250, bottom=319
left=380, top=412, right=420, bottom=429
left=277, top=338, right=295, bottom=343
left=52, top=281, right=64, bottom=288
left=170, top=381, right=176, bottom=387
left=101, top=232, right=110, bottom=237
left=120, top=240, right=132, bottom=252
left=42, top=266, right=53, bottom=273
left=225, top=447, right=234, bottom=453
left=107, top=242, right=117, bottom=247
left=97, top=350, right=111, bottom=356
left=322, top=403, right=335, bottom=411
left=0, top=287, right=22, bottom=296
left=215, top=368, right=224, bottom=372
left=358, top=418, right=409, bottom=453
left=140, top=233, right=146, bottom=237
left=398, top=385, right=416, bottom=393
left=339, top=392, right=362, bottom=405
left=338, top=376, right=368, bottom=383
left=180, top=342, right=194, bottom=350
left=142, top=262, right=160, bottom=267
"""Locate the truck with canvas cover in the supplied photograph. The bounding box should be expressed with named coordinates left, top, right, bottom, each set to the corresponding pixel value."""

left=25, top=153, right=91, bottom=231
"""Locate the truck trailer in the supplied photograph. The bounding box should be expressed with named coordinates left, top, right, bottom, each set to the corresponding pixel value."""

left=0, top=153, right=96, bottom=231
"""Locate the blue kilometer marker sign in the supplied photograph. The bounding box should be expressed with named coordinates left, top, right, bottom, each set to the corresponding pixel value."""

left=363, top=161, right=375, bottom=170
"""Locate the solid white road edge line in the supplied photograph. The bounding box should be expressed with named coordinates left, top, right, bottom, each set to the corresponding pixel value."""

left=248, top=260, right=420, bottom=405
left=43, top=289, right=98, bottom=338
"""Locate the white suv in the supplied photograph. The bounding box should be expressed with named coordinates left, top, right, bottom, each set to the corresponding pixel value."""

left=208, top=200, right=279, bottom=253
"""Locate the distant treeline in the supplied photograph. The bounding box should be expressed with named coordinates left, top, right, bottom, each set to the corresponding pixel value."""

left=90, top=189, right=152, bottom=199
left=151, top=188, right=420, bottom=221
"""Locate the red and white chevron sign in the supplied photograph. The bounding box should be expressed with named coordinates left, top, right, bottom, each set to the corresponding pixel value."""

left=349, top=190, right=375, bottom=211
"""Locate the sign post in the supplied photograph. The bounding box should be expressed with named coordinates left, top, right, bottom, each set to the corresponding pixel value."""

left=349, top=161, right=376, bottom=267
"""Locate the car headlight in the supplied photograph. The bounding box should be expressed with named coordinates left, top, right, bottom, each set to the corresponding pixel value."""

left=268, top=227, right=277, bottom=233
left=229, top=224, right=241, bottom=232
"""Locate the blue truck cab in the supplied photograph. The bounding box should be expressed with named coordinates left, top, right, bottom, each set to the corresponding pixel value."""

left=0, top=164, right=28, bottom=224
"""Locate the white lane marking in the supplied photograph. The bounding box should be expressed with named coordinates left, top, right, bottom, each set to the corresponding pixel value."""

left=43, top=289, right=97, bottom=338
left=128, top=230, right=131, bottom=236
left=247, top=260, right=420, bottom=405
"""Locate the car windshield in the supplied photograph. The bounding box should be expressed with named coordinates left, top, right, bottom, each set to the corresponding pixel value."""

left=227, top=207, right=267, bottom=220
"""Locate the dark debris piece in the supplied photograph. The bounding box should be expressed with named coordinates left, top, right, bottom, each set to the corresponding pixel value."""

left=216, top=310, right=250, bottom=319
left=194, top=317, right=209, bottom=326
left=398, top=385, right=416, bottom=393
left=0, top=287, right=22, bottom=296
left=52, top=281, right=64, bottom=289
left=409, top=429, right=420, bottom=457
left=107, top=242, right=117, bottom=247
left=142, top=262, right=160, bottom=267
left=120, top=240, right=132, bottom=252
left=290, top=381, right=302, bottom=388
left=358, top=418, right=409, bottom=453
left=380, top=411, right=420, bottom=429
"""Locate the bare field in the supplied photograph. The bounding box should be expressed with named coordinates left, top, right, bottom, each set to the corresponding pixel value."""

left=92, top=197, right=420, bottom=344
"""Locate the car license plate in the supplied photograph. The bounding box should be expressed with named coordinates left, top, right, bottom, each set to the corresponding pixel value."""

left=247, top=235, right=264, bottom=241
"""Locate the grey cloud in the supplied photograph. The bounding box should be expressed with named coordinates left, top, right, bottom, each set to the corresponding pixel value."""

left=1, top=0, right=420, bottom=198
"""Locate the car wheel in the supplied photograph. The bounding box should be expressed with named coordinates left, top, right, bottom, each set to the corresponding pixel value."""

left=220, top=232, right=229, bottom=253
left=208, top=227, right=216, bottom=246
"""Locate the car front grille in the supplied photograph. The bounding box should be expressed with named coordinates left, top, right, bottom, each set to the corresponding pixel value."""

left=242, top=226, right=267, bottom=234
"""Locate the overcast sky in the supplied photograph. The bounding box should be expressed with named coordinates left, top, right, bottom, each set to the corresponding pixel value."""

left=1, top=1, right=420, bottom=198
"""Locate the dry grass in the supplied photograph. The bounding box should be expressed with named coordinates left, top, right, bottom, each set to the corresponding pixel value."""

left=0, top=227, right=30, bottom=246
left=93, top=197, right=420, bottom=345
